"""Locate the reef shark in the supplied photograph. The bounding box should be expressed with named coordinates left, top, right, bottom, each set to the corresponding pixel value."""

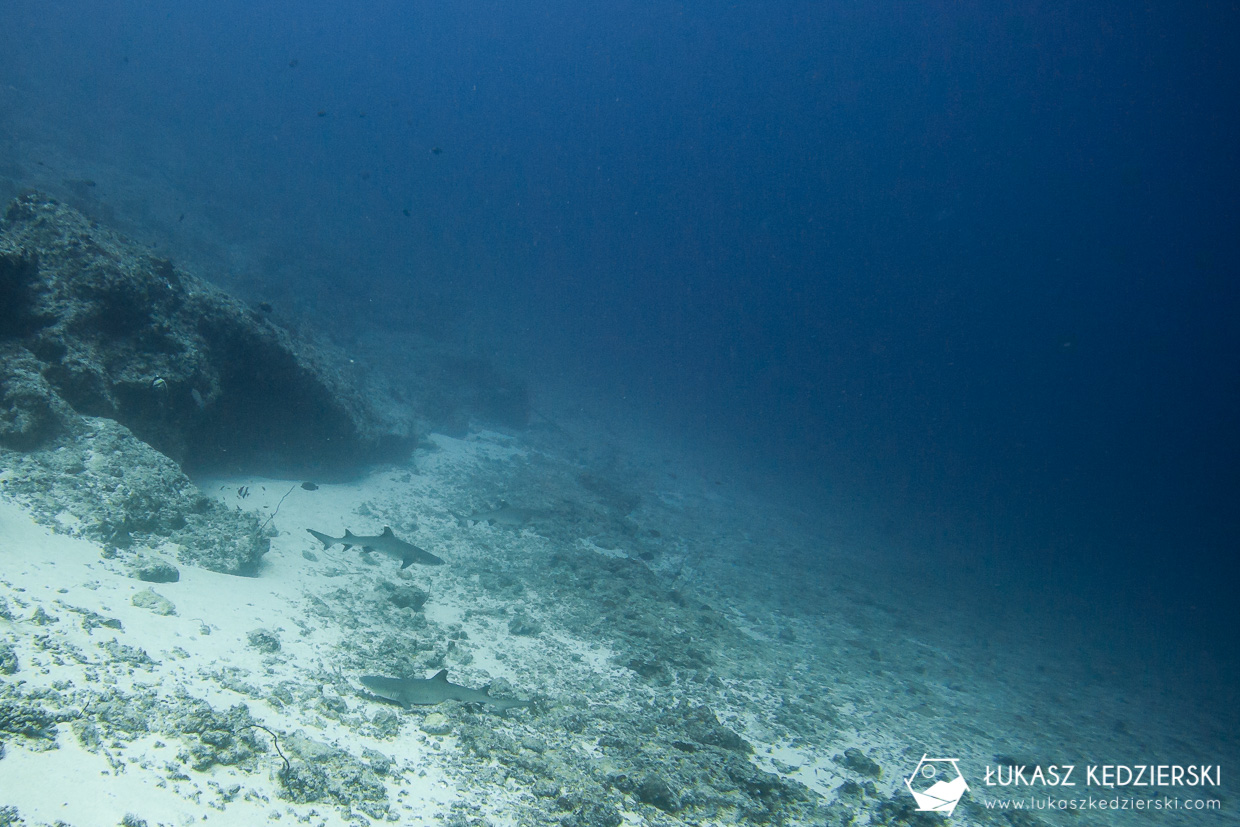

left=460, top=501, right=537, bottom=527
left=306, top=526, right=444, bottom=568
left=360, top=669, right=531, bottom=712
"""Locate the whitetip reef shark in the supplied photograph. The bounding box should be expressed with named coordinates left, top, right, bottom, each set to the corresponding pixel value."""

left=460, top=501, right=538, bottom=527
left=360, top=669, right=532, bottom=712
left=306, top=526, right=444, bottom=568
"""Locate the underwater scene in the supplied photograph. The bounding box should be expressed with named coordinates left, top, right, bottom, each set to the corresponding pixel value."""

left=0, top=2, right=1236, bottom=826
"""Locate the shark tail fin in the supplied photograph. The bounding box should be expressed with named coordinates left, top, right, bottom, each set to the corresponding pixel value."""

left=306, top=529, right=335, bottom=549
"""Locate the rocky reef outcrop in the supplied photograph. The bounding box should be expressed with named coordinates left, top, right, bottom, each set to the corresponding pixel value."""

left=0, top=192, right=429, bottom=575
left=0, top=192, right=414, bottom=476
left=0, top=416, right=269, bottom=575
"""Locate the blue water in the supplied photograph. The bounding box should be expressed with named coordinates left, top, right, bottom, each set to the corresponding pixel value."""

left=2, top=0, right=1237, bottom=677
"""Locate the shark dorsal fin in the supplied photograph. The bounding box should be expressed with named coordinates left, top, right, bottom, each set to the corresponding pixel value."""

left=430, top=669, right=449, bottom=682
left=382, top=526, right=395, bottom=537
left=344, top=530, right=356, bottom=539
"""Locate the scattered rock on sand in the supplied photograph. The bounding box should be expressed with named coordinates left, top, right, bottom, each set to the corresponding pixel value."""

left=128, top=553, right=181, bottom=583
left=131, top=587, right=176, bottom=616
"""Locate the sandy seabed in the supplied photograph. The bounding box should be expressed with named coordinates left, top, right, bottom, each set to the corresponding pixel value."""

left=0, top=423, right=1233, bottom=827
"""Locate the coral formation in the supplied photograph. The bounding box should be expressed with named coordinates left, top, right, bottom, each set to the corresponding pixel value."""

left=0, top=192, right=414, bottom=476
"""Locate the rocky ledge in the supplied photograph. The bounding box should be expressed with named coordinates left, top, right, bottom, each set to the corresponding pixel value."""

left=0, top=192, right=437, bottom=574
left=0, top=192, right=415, bottom=476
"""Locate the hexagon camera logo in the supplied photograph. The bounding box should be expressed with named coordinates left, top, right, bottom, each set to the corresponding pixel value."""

left=905, top=754, right=969, bottom=815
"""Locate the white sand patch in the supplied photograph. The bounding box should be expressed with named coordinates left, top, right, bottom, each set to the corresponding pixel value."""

left=0, top=732, right=219, bottom=827
left=753, top=739, right=849, bottom=799
left=0, top=498, right=461, bottom=825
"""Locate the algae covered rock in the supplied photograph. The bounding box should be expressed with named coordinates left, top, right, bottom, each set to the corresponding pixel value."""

left=419, top=712, right=452, bottom=736
left=275, top=731, right=389, bottom=816
left=0, top=698, right=56, bottom=738
left=0, top=337, right=76, bottom=449
left=128, top=553, right=180, bottom=583
left=0, top=192, right=414, bottom=475
left=246, top=628, right=281, bottom=654
left=0, top=642, right=17, bottom=675
left=132, top=587, right=177, bottom=616
left=507, top=612, right=543, bottom=637
left=0, top=417, right=268, bottom=575
left=840, top=746, right=882, bottom=778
